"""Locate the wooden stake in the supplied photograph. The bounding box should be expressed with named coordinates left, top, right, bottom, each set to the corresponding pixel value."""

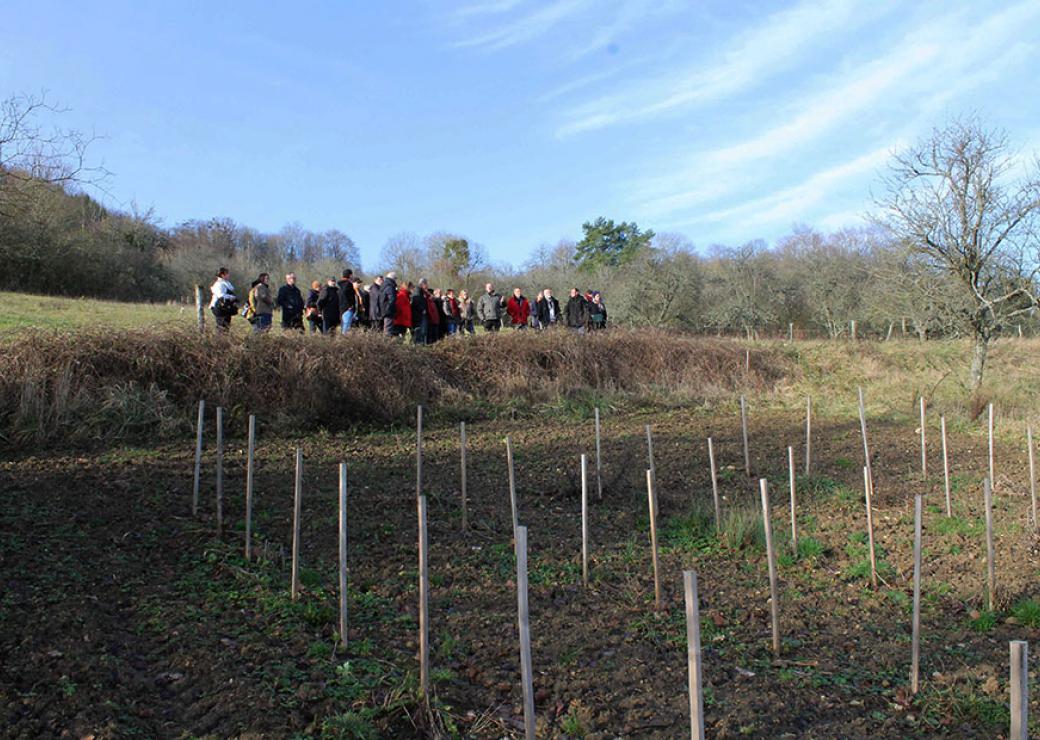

left=244, top=414, right=255, bottom=560
left=804, top=395, right=812, bottom=476
left=516, top=525, right=536, bottom=740
left=941, top=415, right=952, bottom=517
left=988, top=403, right=995, bottom=493
left=858, top=387, right=874, bottom=494
left=683, top=570, right=706, bottom=740
left=850, top=319, right=857, bottom=340
left=759, top=479, right=780, bottom=656
left=646, top=469, right=661, bottom=610
left=910, top=493, right=922, bottom=694
left=594, top=407, right=603, bottom=500
left=745, top=348, right=750, bottom=372
left=506, top=436, right=518, bottom=538
left=788, top=446, right=798, bottom=555
left=1010, top=640, right=1029, bottom=740
left=215, top=406, right=224, bottom=535
left=919, top=397, right=927, bottom=478
left=291, top=447, right=303, bottom=601
left=645, top=424, right=655, bottom=477
left=460, top=422, right=468, bottom=532
left=192, top=400, right=204, bottom=516
left=581, top=454, right=589, bottom=588
left=788, top=322, right=793, bottom=342
left=707, top=437, right=721, bottom=532
left=418, top=494, right=430, bottom=698
left=338, top=462, right=348, bottom=651
left=740, top=395, right=751, bottom=477
left=1028, top=427, right=1037, bottom=529
left=863, top=466, right=879, bottom=589
left=195, top=284, right=205, bottom=333
left=416, top=405, right=423, bottom=500
left=984, top=477, right=996, bottom=612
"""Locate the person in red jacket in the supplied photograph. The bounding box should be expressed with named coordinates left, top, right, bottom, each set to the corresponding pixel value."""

left=392, top=281, right=413, bottom=338
left=506, top=287, right=530, bottom=330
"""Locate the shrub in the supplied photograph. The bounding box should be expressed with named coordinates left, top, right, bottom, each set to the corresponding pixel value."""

left=0, top=328, right=790, bottom=448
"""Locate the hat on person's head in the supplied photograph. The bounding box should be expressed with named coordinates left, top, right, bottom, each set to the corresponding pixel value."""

left=386, top=271, right=397, bottom=280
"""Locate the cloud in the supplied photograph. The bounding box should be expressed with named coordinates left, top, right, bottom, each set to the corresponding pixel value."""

left=556, top=0, right=882, bottom=137
left=453, top=0, right=526, bottom=18
left=633, top=0, right=1040, bottom=221
left=453, top=0, right=591, bottom=51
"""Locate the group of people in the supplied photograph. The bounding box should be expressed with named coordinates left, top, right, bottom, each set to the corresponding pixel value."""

left=208, top=267, right=608, bottom=340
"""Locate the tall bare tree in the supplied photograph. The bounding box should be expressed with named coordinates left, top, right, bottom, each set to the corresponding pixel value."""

left=875, top=119, right=1040, bottom=390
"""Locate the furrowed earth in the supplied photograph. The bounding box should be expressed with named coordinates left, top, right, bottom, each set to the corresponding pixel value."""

left=2, top=404, right=1039, bottom=738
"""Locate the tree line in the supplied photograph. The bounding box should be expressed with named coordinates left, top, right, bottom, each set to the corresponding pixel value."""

left=2, top=93, right=1038, bottom=388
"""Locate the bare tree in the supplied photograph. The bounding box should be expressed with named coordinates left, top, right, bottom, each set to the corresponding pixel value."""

left=0, top=92, right=108, bottom=217
left=876, top=119, right=1040, bottom=390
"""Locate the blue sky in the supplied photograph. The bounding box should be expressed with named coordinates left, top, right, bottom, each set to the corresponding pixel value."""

left=3, top=0, right=1039, bottom=269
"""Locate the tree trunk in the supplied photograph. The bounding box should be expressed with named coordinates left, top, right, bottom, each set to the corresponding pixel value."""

left=969, top=333, right=989, bottom=392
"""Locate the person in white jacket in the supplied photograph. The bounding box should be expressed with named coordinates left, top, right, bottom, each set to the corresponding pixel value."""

left=209, top=267, right=237, bottom=333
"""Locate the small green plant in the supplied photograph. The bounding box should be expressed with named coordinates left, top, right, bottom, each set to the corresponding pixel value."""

left=320, top=711, right=379, bottom=739
left=1011, top=598, right=1040, bottom=627
left=560, top=705, right=587, bottom=737
left=933, top=516, right=981, bottom=537
left=968, top=610, right=997, bottom=633
left=796, top=536, right=825, bottom=560
left=721, top=507, right=765, bottom=552
left=307, top=640, right=334, bottom=659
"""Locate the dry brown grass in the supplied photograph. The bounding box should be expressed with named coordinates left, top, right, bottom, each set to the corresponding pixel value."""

left=0, top=328, right=788, bottom=447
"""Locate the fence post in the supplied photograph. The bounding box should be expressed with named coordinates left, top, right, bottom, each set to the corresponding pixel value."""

left=788, top=446, right=798, bottom=555
left=863, top=466, right=879, bottom=589
left=919, top=397, right=927, bottom=478
left=215, top=406, right=224, bottom=535
left=192, top=400, right=205, bottom=516
left=988, top=403, right=995, bottom=493
left=760, top=479, right=780, bottom=656
left=984, top=477, right=996, bottom=612
left=416, top=405, right=423, bottom=500
left=740, top=395, right=751, bottom=477
left=460, top=422, right=468, bottom=532
left=645, top=424, right=656, bottom=478
left=594, top=407, right=603, bottom=500
left=1028, top=427, right=1037, bottom=529
left=858, top=387, right=874, bottom=495
left=804, top=395, right=812, bottom=476
left=195, top=284, right=205, bottom=334
left=516, top=525, right=536, bottom=740
left=418, top=494, right=430, bottom=698
left=339, top=462, right=348, bottom=651
left=1010, top=640, right=1029, bottom=740
left=506, top=436, right=518, bottom=539
left=707, top=437, right=721, bottom=532
left=911, top=493, right=922, bottom=694
left=941, top=415, right=952, bottom=517
left=646, top=469, right=661, bottom=610
left=581, top=454, right=589, bottom=588
left=291, top=448, right=302, bottom=601
left=245, top=414, right=255, bottom=560
left=683, top=570, right=706, bottom=740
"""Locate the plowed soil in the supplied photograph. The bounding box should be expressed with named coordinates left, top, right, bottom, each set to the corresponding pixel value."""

left=2, top=404, right=1038, bottom=738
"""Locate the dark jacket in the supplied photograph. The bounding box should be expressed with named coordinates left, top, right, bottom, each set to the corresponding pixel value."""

left=565, top=295, right=588, bottom=328
left=276, top=284, right=304, bottom=319
left=588, top=301, right=607, bottom=329
left=317, top=284, right=340, bottom=327
left=411, top=287, right=428, bottom=321
left=337, top=279, right=357, bottom=312
left=306, top=288, right=321, bottom=324
left=377, top=278, right=397, bottom=320
left=536, top=296, right=561, bottom=326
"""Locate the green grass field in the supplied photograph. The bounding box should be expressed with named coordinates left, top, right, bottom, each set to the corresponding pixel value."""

left=0, top=290, right=196, bottom=333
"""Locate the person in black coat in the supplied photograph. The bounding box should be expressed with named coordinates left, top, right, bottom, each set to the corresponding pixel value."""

left=379, top=273, right=398, bottom=335
left=565, top=287, right=589, bottom=333
left=410, top=279, right=429, bottom=345
left=535, top=288, right=562, bottom=328
left=275, top=272, right=304, bottom=331
left=305, top=280, right=322, bottom=333
left=317, top=278, right=340, bottom=335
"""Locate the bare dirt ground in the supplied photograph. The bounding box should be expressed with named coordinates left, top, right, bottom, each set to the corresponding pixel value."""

left=2, top=404, right=1038, bottom=738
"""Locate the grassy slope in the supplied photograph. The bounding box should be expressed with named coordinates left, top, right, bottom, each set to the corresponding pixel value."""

left=0, top=290, right=195, bottom=332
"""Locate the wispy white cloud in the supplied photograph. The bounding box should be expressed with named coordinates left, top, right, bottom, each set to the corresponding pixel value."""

left=453, top=0, right=591, bottom=51
left=453, top=0, right=526, bottom=19
left=633, top=0, right=1040, bottom=224
left=556, top=0, right=885, bottom=137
